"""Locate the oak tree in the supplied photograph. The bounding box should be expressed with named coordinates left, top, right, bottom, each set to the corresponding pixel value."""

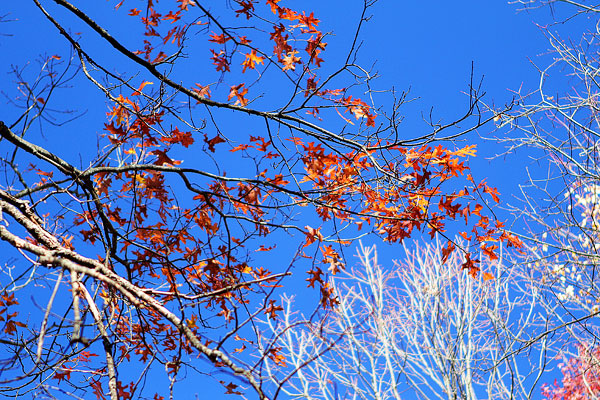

left=0, top=1, right=513, bottom=399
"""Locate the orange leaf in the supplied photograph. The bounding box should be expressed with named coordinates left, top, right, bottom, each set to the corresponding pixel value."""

left=242, top=50, right=264, bottom=72
left=282, top=50, right=301, bottom=71
left=304, top=225, right=323, bottom=246
left=177, top=0, right=196, bottom=10
left=132, top=81, right=152, bottom=96
left=441, top=241, right=455, bottom=263
left=209, top=32, right=230, bottom=44
left=228, top=83, right=249, bottom=106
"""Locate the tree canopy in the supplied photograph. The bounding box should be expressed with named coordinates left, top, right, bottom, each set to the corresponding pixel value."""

left=1, top=1, right=579, bottom=399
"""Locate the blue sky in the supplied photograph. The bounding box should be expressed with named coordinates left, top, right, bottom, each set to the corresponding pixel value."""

left=0, top=0, right=591, bottom=398
left=0, top=0, right=568, bottom=200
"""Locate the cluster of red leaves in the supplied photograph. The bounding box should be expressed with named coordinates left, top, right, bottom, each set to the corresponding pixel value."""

left=123, top=0, right=374, bottom=125
left=69, top=67, right=515, bottom=320
left=291, top=139, right=517, bottom=277
left=13, top=2, right=520, bottom=399
left=0, top=291, right=26, bottom=336
left=542, top=345, right=600, bottom=399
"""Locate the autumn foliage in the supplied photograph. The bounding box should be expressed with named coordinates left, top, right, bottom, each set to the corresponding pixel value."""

left=542, top=345, right=600, bottom=400
left=0, top=1, right=516, bottom=399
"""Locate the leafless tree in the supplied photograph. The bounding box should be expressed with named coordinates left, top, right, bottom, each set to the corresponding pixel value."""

left=260, top=238, right=556, bottom=400
left=490, top=1, right=600, bottom=394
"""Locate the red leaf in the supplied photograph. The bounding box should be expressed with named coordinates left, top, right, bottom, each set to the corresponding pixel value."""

left=209, top=32, right=231, bottom=44
left=151, top=149, right=175, bottom=166
left=204, top=134, right=226, bottom=152
left=441, top=241, right=455, bottom=263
